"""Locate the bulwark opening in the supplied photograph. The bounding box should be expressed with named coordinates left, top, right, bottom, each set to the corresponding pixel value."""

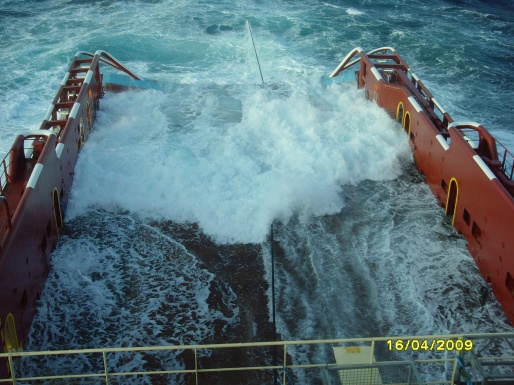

left=396, top=102, right=404, bottom=125
left=506, top=273, right=514, bottom=298
left=446, top=178, right=458, bottom=224
left=52, top=188, right=63, bottom=231
left=403, top=111, right=411, bottom=135
left=4, top=313, right=20, bottom=352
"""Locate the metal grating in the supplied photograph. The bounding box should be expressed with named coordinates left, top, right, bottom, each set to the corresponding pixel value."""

left=324, top=362, right=421, bottom=385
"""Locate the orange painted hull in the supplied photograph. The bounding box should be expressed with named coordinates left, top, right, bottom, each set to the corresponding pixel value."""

left=0, top=51, right=141, bottom=377
left=331, top=47, right=514, bottom=324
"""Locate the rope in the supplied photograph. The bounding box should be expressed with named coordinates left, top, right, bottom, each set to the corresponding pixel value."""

left=456, top=356, right=473, bottom=385
left=284, top=367, right=296, bottom=385
left=246, top=18, right=264, bottom=84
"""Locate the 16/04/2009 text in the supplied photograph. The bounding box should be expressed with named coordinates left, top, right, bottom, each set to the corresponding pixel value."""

left=386, top=339, right=473, bottom=351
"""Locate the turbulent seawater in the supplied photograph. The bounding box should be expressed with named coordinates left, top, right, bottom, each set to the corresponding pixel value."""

left=1, top=0, right=514, bottom=379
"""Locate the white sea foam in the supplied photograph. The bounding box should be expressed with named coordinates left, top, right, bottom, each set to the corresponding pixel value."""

left=263, top=173, right=514, bottom=383
left=346, top=7, right=364, bottom=16
left=25, top=211, right=238, bottom=379
left=67, top=80, right=409, bottom=244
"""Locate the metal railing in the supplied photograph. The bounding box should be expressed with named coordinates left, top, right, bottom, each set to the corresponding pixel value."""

left=329, top=47, right=451, bottom=132
left=331, top=47, right=514, bottom=188
left=497, top=140, right=514, bottom=180
left=0, top=155, right=14, bottom=243
left=0, top=333, right=512, bottom=384
left=0, top=154, right=13, bottom=196
left=458, top=127, right=514, bottom=183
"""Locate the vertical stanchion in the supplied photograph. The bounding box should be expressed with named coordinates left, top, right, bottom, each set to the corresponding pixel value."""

left=271, top=223, right=276, bottom=341
left=271, top=222, right=277, bottom=384
left=283, top=345, right=288, bottom=385
left=194, top=348, right=198, bottom=385
left=7, top=355, right=16, bottom=385
left=102, top=351, right=109, bottom=385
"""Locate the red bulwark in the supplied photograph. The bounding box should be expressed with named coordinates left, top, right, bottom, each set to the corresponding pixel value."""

left=0, top=52, right=106, bottom=378
left=331, top=47, right=514, bottom=325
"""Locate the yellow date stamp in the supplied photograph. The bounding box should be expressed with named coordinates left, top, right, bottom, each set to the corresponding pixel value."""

left=386, top=339, right=473, bottom=351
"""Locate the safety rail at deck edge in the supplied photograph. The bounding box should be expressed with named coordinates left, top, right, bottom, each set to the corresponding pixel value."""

left=0, top=333, right=513, bottom=385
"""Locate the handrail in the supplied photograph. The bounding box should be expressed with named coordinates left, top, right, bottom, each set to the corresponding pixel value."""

left=329, top=46, right=363, bottom=78
left=329, top=47, right=454, bottom=132
left=76, top=50, right=141, bottom=80
left=7, top=332, right=512, bottom=355
left=0, top=156, right=11, bottom=195
left=20, top=130, right=57, bottom=139
left=1, top=333, right=512, bottom=384
left=330, top=46, right=396, bottom=78
left=497, top=140, right=514, bottom=180
left=0, top=196, right=11, bottom=231
left=450, top=123, right=514, bottom=184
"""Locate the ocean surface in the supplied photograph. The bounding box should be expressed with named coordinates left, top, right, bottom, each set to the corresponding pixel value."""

left=1, top=0, right=514, bottom=381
